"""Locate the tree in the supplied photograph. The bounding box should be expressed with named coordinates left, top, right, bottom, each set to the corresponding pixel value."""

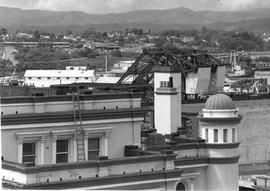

left=65, top=29, right=73, bottom=36
left=0, top=28, right=8, bottom=35
left=0, top=60, right=14, bottom=77
left=154, top=37, right=167, bottom=48
left=111, top=50, right=122, bottom=57
left=33, top=30, right=40, bottom=41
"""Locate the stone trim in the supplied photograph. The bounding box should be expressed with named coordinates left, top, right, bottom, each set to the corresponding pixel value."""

left=2, top=108, right=150, bottom=125
left=208, top=155, right=241, bottom=164
left=16, top=131, right=50, bottom=140
left=155, top=88, right=179, bottom=95
left=2, top=169, right=183, bottom=189
left=174, top=157, right=208, bottom=166
left=147, top=142, right=240, bottom=151
left=2, top=154, right=177, bottom=174
left=1, top=93, right=143, bottom=104
left=175, top=155, right=240, bottom=166
left=197, top=115, right=243, bottom=123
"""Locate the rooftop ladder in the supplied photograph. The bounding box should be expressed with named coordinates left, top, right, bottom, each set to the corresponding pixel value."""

left=72, top=93, right=86, bottom=161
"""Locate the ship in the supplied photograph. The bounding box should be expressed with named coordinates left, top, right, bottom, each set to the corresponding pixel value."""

left=226, top=50, right=254, bottom=79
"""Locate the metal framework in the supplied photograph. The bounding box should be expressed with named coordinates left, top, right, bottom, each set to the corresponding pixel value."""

left=116, top=48, right=225, bottom=85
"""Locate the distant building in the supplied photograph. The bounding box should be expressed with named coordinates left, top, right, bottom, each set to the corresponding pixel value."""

left=110, top=60, right=134, bottom=76
left=255, top=61, right=270, bottom=85
left=24, top=66, right=95, bottom=87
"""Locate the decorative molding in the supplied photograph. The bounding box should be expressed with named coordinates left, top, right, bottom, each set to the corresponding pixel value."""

left=51, top=130, right=76, bottom=140
left=16, top=131, right=50, bottom=140
left=84, top=127, right=113, bottom=137
left=197, top=115, right=243, bottom=123
left=147, top=142, right=240, bottom=151
left=2, top=117, right=145, bottom=130
left=208, top=155, right=241, bottom=164
left=2, top=108, right=150, bottom=126
left=1, top=93, right=143, bottom=104
left=2, top=169, right=183, bottom=189
left=2, top=154, right=177, bottom=174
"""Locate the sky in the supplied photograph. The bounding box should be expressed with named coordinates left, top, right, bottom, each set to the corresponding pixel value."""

left=0, top=0, right=269, bottom=14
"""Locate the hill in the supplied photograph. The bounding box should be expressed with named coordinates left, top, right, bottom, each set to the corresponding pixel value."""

left=1, top=6, right=270, bottom=32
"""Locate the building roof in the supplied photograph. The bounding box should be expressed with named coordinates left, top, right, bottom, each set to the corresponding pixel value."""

left=205, top=94, right=235, bottom=110
left=96, top=76, right=120, bottom=83
left=24, top=70, right=95, bottom=78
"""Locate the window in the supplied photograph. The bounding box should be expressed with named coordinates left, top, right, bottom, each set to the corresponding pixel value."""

left=88, top=138, right=100, bottom=160
left=38, top=77, right=41, bottom=80
left=28, top=77, right=32, bottom=80
left=56, top=140, right=68, bottom=163
left=160, top=81, right=169, bottom=87
left=85, top=77, right=88, bottom=80
left=176, top=182, right=186, bottom=191
left=66, top=77, right=70, bottom=80
left=22, top=142, right=36, bottom=165
left=205, top=129, right=209, bottom=142
left=232, top=129, right=236, bottom=142
left=47, top=77, right=51, bottom=80
left=214, top=129, right=218, bottom=143
left=57, top=77, right=60, bottom=80
left=76, top=77, right=79, bottom=80
left=223, top=129, right=228, bottom=142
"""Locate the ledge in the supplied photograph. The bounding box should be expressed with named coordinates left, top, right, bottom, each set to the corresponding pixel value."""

left=1, top=92, right=143, bottom=104
left=1, top=108, right=151, bottom=125
left=2, top=153, right=177, bottom=174
left=2, top=168, right=183, bottom=189
left=197, top=115, right=243, bottom=123
left=155, top=88, right=178, bottom=95
left=174, top=155, right=240, bottom=166
left=147, top=142, right=240, bottom=151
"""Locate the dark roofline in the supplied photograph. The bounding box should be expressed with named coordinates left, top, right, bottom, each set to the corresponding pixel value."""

left=1, top=92, right=143, bottom=104
left=1, top=108, right=151, bottom=125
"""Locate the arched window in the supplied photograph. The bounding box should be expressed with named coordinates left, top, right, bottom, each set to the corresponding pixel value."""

left=176, top=182, right=186, bottom=191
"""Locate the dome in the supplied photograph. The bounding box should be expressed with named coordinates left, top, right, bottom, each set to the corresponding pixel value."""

left=205, top=94, right=235, bottom=110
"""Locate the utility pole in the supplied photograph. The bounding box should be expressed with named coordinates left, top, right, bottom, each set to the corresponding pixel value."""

left=105, top=49, right=108, bottom=73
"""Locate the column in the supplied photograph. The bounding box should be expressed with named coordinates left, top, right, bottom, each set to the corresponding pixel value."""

left=84, top=134, right=88, bottom=160
left=18, top=139, right=23, bottom=163
left=104, top=133, right=109, bottom=157
left=73, top=135, right=77, bottom=162
left=52, top=135, right=57, bottom=164
left=40, top=136, right=45, bottom=164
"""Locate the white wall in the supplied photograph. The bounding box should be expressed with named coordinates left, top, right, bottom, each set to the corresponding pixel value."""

left=154, top=72, right=181, bottom=134
left=206, top=163, right=239, bottom=191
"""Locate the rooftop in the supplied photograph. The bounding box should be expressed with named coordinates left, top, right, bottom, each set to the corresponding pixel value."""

left=24, top=69, right=95, bottom=78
